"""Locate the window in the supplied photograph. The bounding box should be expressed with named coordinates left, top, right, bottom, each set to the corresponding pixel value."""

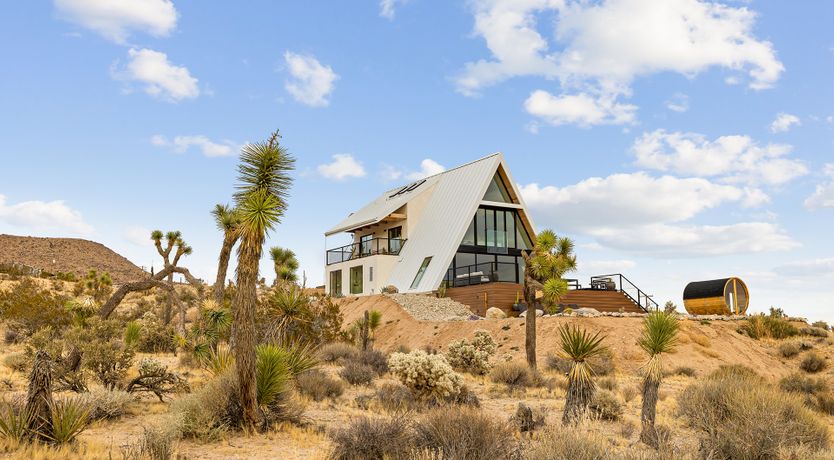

left=410, top=257, right=432, bottom=289
left=475, top=209, right=486, bottom=245
left=388, top=226, right=402, bottom=253
left=483, top=172, right=513, bottom=203
left=360, top=234, right=373, bottom=255
left=369, top=266, right=374, bottom=282
left=329, top=270, right=342, bottom=297
left=462, top=219, right=475, bottom=246
left=485, top=209, right=495, bottom=246
left=350, top=266, right=363, bottom=294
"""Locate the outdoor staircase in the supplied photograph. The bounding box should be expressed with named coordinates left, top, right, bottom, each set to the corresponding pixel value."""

left=558, top=289, right=646, bottom=313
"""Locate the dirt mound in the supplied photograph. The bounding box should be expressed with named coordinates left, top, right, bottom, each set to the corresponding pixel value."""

left=338, top=295, right=796, bottom=379
left=0, top=234, right=146, bottom=284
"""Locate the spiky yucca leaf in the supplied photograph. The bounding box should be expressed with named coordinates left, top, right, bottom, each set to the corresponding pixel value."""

left=558, top=324, right=608, bottom=383
left=639, top=312, right=679, bottom=381
left=542, top=278, right=569, bottom=305
left=255, top=344, right=292, bottom=407
left=368, top=310, right=383, bottom=331
left=47, top=398, right=91, bottom=444
left=0, top=403, right=34, bottom=443
left=150, top=230, right=163, bottom=242
left=124, top=321, right=141, bottom=348
left=202, top=343, right=234, bottom=377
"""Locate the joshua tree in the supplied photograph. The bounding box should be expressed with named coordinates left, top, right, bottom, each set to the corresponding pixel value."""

left=212, top=204, right=241, bottom=305
left=639, top=311, right=679, bottom=447
left=81, top=270, right=113, bottom=303
left=232, top=130, right=295, bottom=429
left=26, top=350, right=54, bottom=441
left=522, top=229, right=577, bottom=370
left=149, top=230, right=193, bottom=329
left=559, top=324, right=607, bottom=424
left=269, top=246, right=299, bottom=287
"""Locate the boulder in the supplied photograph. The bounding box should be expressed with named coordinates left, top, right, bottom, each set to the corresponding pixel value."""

left=485, top=307, right=507, bottom=319
left=519, top=309, right=543, bottom=318
left=574, top=307, right=601, bottom=316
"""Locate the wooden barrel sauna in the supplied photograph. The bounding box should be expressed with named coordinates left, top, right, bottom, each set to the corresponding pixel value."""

left=683, top=277, right=749, bottom=315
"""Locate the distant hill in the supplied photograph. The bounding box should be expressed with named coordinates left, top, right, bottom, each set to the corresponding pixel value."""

left=0, top=234, right=147, bottom=284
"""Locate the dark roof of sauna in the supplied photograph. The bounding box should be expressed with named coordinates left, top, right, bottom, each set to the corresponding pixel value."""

left=683, top=278, right=732, bottom=300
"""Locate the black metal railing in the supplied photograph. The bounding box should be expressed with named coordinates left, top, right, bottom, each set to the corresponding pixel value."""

left=589, top=273, right=659, bottom=312
left=326, top=237, right=406, bottom=265
left=565, top=278, right=581, bottom=290
left=444, top=262, right=518, bottom=287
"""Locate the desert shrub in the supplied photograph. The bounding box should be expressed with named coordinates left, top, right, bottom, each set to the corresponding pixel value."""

left=598, top=376, right=618, bottom=391
left=815, top=392, right=834, bottom=416
left=65, top=317, right=135, bottom=389
left=677, top=365, right=829, bottom=458
left=489, top=361, right=533, bottom=388
left=619, top=420, right=636, bottom=440
left=3, top=352, right=29, bottom=373
left=388, top=351, right=463, bottom=400
left=413, top=406, right=519, bottom=460
left=125, top=425, right=177, bottom=460
left=526, top=427, right=609, bottom=460
left=4, top=328, right=20, bottom=344
left=780, top=373, right=828, bottom=395
left=811, top=321, right=829, bottom=331
left=779, top=342, right=801, bottom=358
left=588, top=389, right=622, bottom=421
left=263, top=288, right=345, bottom=345
left=445, top=329, right=497, bottom=375
left=799, top=340, right=815, bottom=350
left=340, top=362, right=377, bottom=386
left=375, top=382, right=419, bottom=413
left=800, top=327, right=829, bottom=338
left=545, top=349, right=614, bottom=376
left=672, top=366, right=696, bottom=377
left=49, top=397, right=92, bottom=444
left=0, top=278, right=71, bottom=337
left=620, top=385, right=638, bottom=403
left=126, top=358, right=190, bottom=401
left=512, top=402, right=545, bottom=433
left=170, top=371, right=235, bottom=441
left=319, top=342, right=358, bottom=363
left=79, top=389, right=133, bottom=420
left=741, top=313, right=799, bottom=340
left=297, top=369, right=344, bottom=401
left=329, top=415, right=413, bottom=460
left=445, top=384, right=481, bottom=408
left=136, top=312, right=176, bottom=353
left=355, top=349, right=388, bottom=375
left=800, top=352, right=827, bottom=373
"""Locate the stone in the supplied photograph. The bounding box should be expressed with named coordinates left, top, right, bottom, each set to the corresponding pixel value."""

left=574, top=307, right=601, bottom=316
left=485, top=307, right=507, bottom=319
left=519, top=309, right=543, bottom=318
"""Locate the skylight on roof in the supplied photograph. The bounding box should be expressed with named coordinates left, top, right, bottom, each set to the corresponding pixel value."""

left=388, top=179, right=426, bottom=198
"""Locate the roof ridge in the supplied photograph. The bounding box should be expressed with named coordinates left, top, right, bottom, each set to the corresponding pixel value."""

left=388, top=152, right=502, bottom=189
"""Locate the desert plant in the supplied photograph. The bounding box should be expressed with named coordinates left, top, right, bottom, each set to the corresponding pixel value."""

left=526, top=427, right=609, bottom=460
left=79, top=270, right=113, bottom=304
left=0, top=403, right=34, bottom=444
left=598, top=376, right=618, bottom=391
left=800, top=327, right=829, bottom=338
left=413, top=406, right=519, bottom=460
left=512, top=402, right=545, bottom=433
left=779, top=341, right=800, bottom=358
left=47, top=397, right=91, bottom=444
left=65, top=317, right=135, bottom=389
left=800, top=352, right=827, bottom=373
left=545, top=349, right=614, bottom=376
left=124, top=321, right=141, bottom=348
left=126, top=358, right=189, bottom=402
left=354, top=349, right=388, bottom=375
left=522, top=230, right=577, bottom=370
left=264, top=287, right=346, bottom=346
left=388, top=350, right=463, bottom=401
left=297, top=370, right=344, bottom=401
left=557, top=324, right=607, bottom=424
left=374, top=382, right=419, bottom=413
left=80, top=389, right=133, bottom=420
left=489, top=361, right=534, bottom=388
left=319, top=342, right=358, bottom=363
left=329, top=415, right=414, bottom=460
left=211, top=203, right=242, bottom=305
left=811, top=321, right=829, bottom=331
left=269, top=246, right=299, bottom=285
left=741, top=313, right=799, bottom=340
left=339, top=362, right=377, bottom=386
left=170, top=371, right=235, bottom=441
left=202, top=343, right=234, bottom=377
left=3, top=352, right=29, bottom=373
left=638, top=311, right=678, bottom=447
left=0, top=278, right=72, bottom=337
left=445, top=329, right=497, bottom=375
left=780, top=373, right=828, bottom=395
left=588, top=389, right=622, bottom=421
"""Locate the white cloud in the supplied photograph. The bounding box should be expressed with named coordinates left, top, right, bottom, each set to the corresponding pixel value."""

left=380, top=0, right=408, bottom=19
left=804, top=163, right=834, bottom=209
left=317, top=154, right=366, bottom=181
left=112, top=48, right=199, bottom=101
left=407, top=159, right=446, bottom=180
left=665, top=93, right=689, bottom=113
left=124, top=226, right=152, bottom=246
left=770, top=112, right=801, bottom=133
left=151, top=135, right=237, bottom=157
left=524, top=90, right=637, bottom=127
left=54, top=0, right=178, bottom=44
left=775, top=258, right=834, bottom=277
left=631, top=130, right=808, bottom=187
left=0, top=194, right=94, bottom=236
left=284, top=51, right=338, bottom=107
left=458, top=0, right=783, bottom=126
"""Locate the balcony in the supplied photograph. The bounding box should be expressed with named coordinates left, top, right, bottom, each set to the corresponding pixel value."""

left=444, top=261, right=520, bottom=287
left=326, top=237, right=407, bottom=265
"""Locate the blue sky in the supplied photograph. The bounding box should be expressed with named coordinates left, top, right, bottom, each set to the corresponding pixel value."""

left=1, top=1, right=833, bottom=322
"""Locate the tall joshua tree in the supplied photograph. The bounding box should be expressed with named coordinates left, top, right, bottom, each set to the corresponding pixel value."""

left=639, top=311, right=679, bottom=447
left=559, top=324, right=607, bottom=424
left=212, top=204, right=241, bottom=304
left=269, top=246, right=299, bottom=288
left=150, top=230, right=193, bottom=329
left=522, top=229, right=577, bottom=370
left=232, top=131, right=295, bottom=429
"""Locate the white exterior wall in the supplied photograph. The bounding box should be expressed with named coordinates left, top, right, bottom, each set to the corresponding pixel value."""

left=324, top=254, right=399, bottom=296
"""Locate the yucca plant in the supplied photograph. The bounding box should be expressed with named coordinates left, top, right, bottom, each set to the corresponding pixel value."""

left=47, top=398, right=90, bottom=444
left=124, top=321, right=141, bottom=348
left=558, top=324, right=608, bottom=424
left=202, top=343, right=234, bottom=378
left=269, top=246, right=299, bottom=286
left=0, top=403, right=34, bottom=444
left=638, top=311, right=678, bottom=447
left=211, top=204, right=242, bottom=305
left=255, top=345, right=292, bottom=408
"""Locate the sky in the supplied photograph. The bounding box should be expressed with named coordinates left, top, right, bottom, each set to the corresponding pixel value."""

left=1, top=1, right=833, bottom=323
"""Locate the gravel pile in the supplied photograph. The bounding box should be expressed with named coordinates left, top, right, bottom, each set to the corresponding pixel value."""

left=385, top=293, right=474, bottom=321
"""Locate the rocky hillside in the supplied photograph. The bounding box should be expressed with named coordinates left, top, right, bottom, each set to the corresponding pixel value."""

left=0, top=234, right=146, bottom=284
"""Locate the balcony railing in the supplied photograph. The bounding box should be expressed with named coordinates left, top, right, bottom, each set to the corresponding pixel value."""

left=444, top=262, right=519, bottom=287
left=326, top=237, right=406, bottom=265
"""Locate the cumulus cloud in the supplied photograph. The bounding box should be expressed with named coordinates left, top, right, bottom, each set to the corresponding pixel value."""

left=458, top=0, right=783, bottom=126
left=804, top=163, right=834, bottom=210
left=631, top=130, right=808, bottom=187
left=0, top=194, right=94, bottom=236
left=284, top=51, right=339, bottom=107
left=407, top=159, right=446, bottom=180
left=112, top=48, right=199, bottom=101
left=523, top=90, right=637, bottom=127
left=124, top=226, right=153, bottom=246
left=151, top=135, right=237, bottom=157
left=54, top=0, right=178, bottom=44
left=770, top=112, right=801, bottom=133
left=774, top=258, right=834, bottom=277
left=665, top=93, right=689, bottom=113
left=380, top=0, right=408, bottom=19
left=317, top=154, right=366, bottom=180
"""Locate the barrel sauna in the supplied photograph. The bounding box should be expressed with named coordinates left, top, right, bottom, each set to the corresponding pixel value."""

left=683, top=277, right=749, bottom=315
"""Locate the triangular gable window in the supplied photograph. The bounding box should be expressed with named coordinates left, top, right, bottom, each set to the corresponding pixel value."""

left=483, top=172, right=513, bottom=203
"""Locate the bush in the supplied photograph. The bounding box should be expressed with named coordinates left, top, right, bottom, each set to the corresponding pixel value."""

left=811, top=321, right=829, bottom=331
left=677, top=365, right=829, bottom=458
left=741, top=314, right=799, bottom=340
left=319, top=342, right=358, bottom=363
left=0, top=278, right=71, bottom=337
left=800, top=327, right=829, bottom=338
left=546, top=349, right=614, bottom=376
left=444, top=384, right=481, bottom=408
left=340, top=362, right=377, bottom=386
left=49, top=397, right=92, bottom=444
left=375, top=382, right=419, bottom=413
left=80, top=389, right=133, bottom=420
left=413, top=407, right=519, bottom=460
left=3, top=352, right=29, bottom=373
left=800, top=352, right=827, bottom=373
left=598, top=377, right=618, bottom=391
left=779, top=342, right=800, bottom=358
left=815, top=392, right=834, bottom=416
left=526, top=427, right=609, bottom=460
left=126, top=358, right=190, bottom=401
left=136, top=312, right=175, bottom=353
left=445, top=330, right=496, bottom=375
left=489, top=361, right=533, bottom=388
left=588, top=389, right=622, bottom=421
left=329, top=415, right=413, bottom=460
left=170, top=372, right=235, bottom=441
left=65, top=317, right=135, bottom=389
left=297, top=369, right=344, bottom=401
left=355, top=349, right=388, bottom=375
left=388, top=351, right=463, bottom=400
left=671, top=366, right=697, bottom=377
left=780, top=373, right=828, bottom=395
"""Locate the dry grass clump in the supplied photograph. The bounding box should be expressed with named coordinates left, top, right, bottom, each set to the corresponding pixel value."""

left=677, top=365, right=829, bottom=458
left=779, top=373, right=828, bottom=395
left=297, top=369, right=344, bottom=401
left=489, top=361, right=533, bottom=388
left=79, top=388, right=133, bottom=420
left=800, top=352, right=827, bottom=373
left=800, top=327, right=829, bottom=338
left=329, top=415, right=413, bottom=460
left=671, top=366, right=696, bottom=377
left=620, top=385, right=638, bottom=403
left=526, top=426, right=609, bottom=460
left=741, top=314, right=799, bottom=340
left=121, top=425, right=177, bottom=460
left=598, top=377, right=618, bottom=391
left=319, top=342, right=358, bottom=364
left=2, top=353, right=28, bottom=374
left=375, top=382, right=419, bottom=413
left=339, top=362, right=377, bottom=386
left=778, top=341, right=801, bottom=358
left=588, top=389, right=622, bottom=421
left=354, top=349, right=388, bottom=375
left=413, top=406, right=519, bottom=460
left=170, top=371, right=235, bottom=441
left=545, top=349, right=614, bottom=376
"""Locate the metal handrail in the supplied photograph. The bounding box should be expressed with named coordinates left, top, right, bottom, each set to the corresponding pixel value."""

left=589, top=273, right=659, bottom=313
left=445, top=261, right=517, bottom=287
left=326, top=237, right=407, bottom=265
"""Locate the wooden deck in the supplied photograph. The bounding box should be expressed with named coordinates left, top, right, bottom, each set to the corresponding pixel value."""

left=446, top=283, right=523, bottom=316
left=558, top=289, right=645, bottom=313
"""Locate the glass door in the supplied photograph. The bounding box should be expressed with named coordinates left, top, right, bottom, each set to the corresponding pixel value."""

left=350, top=266, right=363, bottom=294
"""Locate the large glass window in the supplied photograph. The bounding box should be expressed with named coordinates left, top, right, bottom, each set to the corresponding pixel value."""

left=476, top=209, right=486, bottom=245
left=516, top=214, right=533, bottom=250
left=497, top=255, right=516, bottom=282
left=411, top=257, right=432, bottom=289
left=350, top=266, right=363, bottom=294
left=387, top=226, right=402, bottom=253
left=359, top=234, right=373, bottom=255
left=329, top=270, right=342, bottom=297
left=462, top=220, right=475, bottom=246
left=485, top=209, right=495, bottom=246
left=483, top=172, right=512, bottom=203
left=507, top=213, right=516, bottom=248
